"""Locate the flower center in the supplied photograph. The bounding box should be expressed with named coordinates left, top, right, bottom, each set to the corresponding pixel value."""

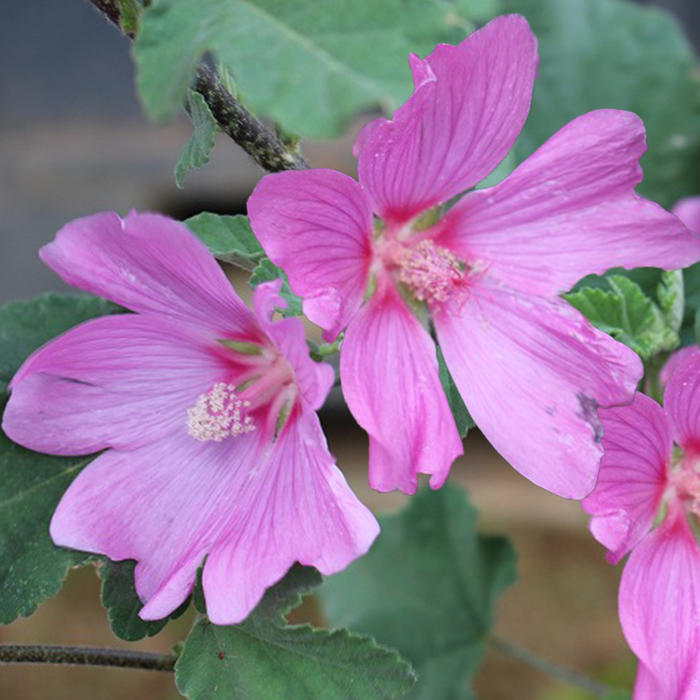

left=398, top=239, right=464, bottom=304
left=671, top=453, right=700, bottom=517
left=187, top=382, right=255, bottom=442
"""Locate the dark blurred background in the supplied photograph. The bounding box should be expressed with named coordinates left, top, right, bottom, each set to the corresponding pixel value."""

left=0, top=1, right=698, bottom=699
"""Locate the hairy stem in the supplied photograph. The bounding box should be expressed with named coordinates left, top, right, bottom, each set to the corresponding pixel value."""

left=85, top=0, right=307, bottom=172
left=0, top=644, right=176, bottom=672
left=490, top=636, right=613, bottom=697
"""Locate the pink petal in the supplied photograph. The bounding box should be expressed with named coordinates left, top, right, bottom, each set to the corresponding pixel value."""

left=663, top=348, right=700, bottom=453
left=674, top=196, right=700, bottom=234
left=3, top=314, right=223, bottom=455
left=436, top=110, right=700, bottom=296
left=340, top=284, right=463, bottom=494
left=252, top=280, right=334, bottom=412
left=247, top=169, right=373, bottom=341
left=41, top=211, right=260, bottom=337
left=202, top=411, right=379, bottom=624
left=619, top=509, right=700, bottom=700
left=582, top=393, right=671, bottom=563
left=433, top=281, right=642, bottom=499
left=660, top=346, right=700, bottom=390
left=632, top=664, right=665, bottom=700
left=51, top=411, right=378, bottom=625
left=356, top=15, right=538, bottom=224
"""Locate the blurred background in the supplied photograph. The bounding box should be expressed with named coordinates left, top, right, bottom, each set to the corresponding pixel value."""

left=0, top=0, right=698, bottom=698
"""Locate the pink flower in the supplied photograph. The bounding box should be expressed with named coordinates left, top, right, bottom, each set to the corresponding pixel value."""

left=247, top=14, right=700, bottom=498
left=583, top=349, right=700, bottom=698
left=1, top=211, right=379, bottom=625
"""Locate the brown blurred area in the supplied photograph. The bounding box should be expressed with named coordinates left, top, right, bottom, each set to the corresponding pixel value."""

left=2, top=1, right=696, bottom=698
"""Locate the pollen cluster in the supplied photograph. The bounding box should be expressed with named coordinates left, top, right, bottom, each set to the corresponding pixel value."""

left=399, top=239, right=464, bottom=304
left=187, top=382, right=255, bottom=442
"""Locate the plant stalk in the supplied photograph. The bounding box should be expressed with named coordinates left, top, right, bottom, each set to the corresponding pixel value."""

left=0, top=644, right=176, bottom=672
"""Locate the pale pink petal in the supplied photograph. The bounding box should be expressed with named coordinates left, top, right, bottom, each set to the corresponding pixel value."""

left=633, top=664, right=665, bottom=700
left=247, top=169, right=373, bottom=341
left=436, top=110, right=700, bottom=296
left=50, top=430, right=260, bottom=619
left=582, top=393, right=671, bottom=563
left=201, top=410, right=378, bottom=624
left=252, top=280, right=334, bottom=412
left=619, top=509, right=700, bottom=700
left=356, top=15, right=538, bottom=224
left=3, top=314, right=224, bottom=455
left=660, top=346, right=700, bottom=389
left=41, top=211, right=260, bottom=337
left=674, top=196, right=700, bottom=234
left=51, top=411, right=377, bottom=625
left=663, top=348, right=700, bottom=453
left=433, top=281, right=642, bottom=498
left=340, top=284, right=462, bottom=494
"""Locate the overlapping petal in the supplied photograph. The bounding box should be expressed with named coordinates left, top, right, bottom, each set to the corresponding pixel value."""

left=660, top=346, right=700, bottom=389
left=664, top=348, right=700, bottom=453
left=3, top=314, right=223, bottom=455
left=356, top=14, right=538, bottom=224
left=248, top=169, right=373, bottom=341
left=340, top=284, right=462, bottom=494
left=674, top=196, right=700, bottom=235
left=435, top=110, right=700, bottom=296
left=50, top=410, right=378, bottom=625
left=252, top=281, right=334, bottom=412
left=582, top=393, right=671, bottom=563
left=619, top=509, right=700, bottom=700
left=433, top=281, right=642, bottom=498
left=41, top=211, right=260, bottom=337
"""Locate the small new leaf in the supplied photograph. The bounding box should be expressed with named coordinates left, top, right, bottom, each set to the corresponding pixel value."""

left=322, top=483, right=517, bottom=700
left=250, top=259, right=303, bottom=316
left=565, top=274, right=679, bottom=361
left=175, top=565, right=416, bottom=700
left=175, top=91, right=218, bottom=188
left=0, top=294, right=120, bottom=623
left=437, top=347, right=474, bottom=438
left=99, top=559, right=190, bottom=641
left=185, top=212, right=264, bottom=269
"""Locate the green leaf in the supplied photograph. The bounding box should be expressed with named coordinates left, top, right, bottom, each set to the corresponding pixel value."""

left=657, top=269, right=684, bottom=335
left=99, top=559, right=190, bottom=641
left=175, top=566, right=416, bottom=700
left=437, top=347, right=474, bottom=438
left=249, top=259, right=303, bottom=316
left=505, top=0, right=700, bottom=208
left=565, top=275, right=679, bottom=361
left=0, top=294, right=120, bottom=623
left=175, top=91, right=218, bottom=188
left=185, top=212, right=264, bottom=269
left=322, top=483, right=517, bottom=700
left=134, top=0, right=485, bottom=138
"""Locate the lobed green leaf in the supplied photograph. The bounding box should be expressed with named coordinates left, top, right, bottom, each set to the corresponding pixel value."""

left=134, top=0, right=490, bottom=139
left=176, top=565, right=416, bottom=700
left=565, top=275, right=679, bottom=361
left=0, top=294, right=120, bottom=623
left=322, top=483, right=517, bottom=700
left=506, top=0, right=700, bottom=209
